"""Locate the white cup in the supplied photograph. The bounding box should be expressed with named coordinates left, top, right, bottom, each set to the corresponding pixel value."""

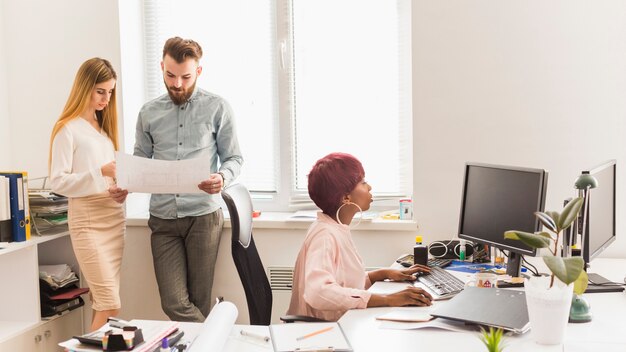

left=465, top=272, right=498, bottom=289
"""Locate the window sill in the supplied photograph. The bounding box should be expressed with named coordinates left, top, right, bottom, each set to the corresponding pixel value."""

left=126, top=211, right=418, bottom=232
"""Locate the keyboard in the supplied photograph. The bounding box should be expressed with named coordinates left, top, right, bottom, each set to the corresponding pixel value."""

left=427, top=258, right=452, bottom=268
left=417, top=267, right=465, bottom=299
left=395, top=255, right=452, bottom=268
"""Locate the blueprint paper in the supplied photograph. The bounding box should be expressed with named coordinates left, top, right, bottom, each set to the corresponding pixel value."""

left=116, top=152, right=211, bottom=194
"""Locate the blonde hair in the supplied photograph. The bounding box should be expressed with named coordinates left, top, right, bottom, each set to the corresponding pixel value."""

left=49, top=58, right=119, bottom=169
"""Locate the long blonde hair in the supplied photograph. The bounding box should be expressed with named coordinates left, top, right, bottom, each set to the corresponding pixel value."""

left=49, top=57, right=119, bottom=169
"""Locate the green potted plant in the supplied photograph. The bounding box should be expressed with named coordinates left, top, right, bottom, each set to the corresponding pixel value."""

left=503, top=197, right=588, bottom=345
left=478, top=327, right=505, bottom=352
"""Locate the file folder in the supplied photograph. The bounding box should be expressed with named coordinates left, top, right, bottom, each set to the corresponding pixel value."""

left=0, top=176, right=12, bottom=242
left=0, top=173, right=27, bottom=242
left=20, top=172, right=31, bottom=240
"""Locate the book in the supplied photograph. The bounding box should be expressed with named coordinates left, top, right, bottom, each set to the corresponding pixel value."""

left=375, top=310, right=434, bottom=323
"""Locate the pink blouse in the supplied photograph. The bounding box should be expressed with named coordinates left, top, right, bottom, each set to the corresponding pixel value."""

left=287, top=212, right=372, bottom=321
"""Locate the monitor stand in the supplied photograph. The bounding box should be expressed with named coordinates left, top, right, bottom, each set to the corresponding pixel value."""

left=584, top=273, right=625, bottom=293
left=506, top=252, right=523, bottom=277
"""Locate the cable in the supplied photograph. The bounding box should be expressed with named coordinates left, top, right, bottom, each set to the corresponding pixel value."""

left=521, top=257, right=540, bottom=276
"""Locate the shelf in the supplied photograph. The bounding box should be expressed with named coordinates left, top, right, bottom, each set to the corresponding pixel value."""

left=0, top=229, right=70, bottom=258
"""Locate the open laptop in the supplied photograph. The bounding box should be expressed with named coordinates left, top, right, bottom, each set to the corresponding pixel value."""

left=430, top=287, right=530, bottom=334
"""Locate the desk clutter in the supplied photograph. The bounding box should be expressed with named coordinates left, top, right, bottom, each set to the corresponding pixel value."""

left=63, top=320, right=180, bottom=352
left=28, top=179, right=69, bottom=236
left=39, top=264, right=88, bottom=317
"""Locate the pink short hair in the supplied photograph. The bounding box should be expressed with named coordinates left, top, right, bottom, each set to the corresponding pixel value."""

left=308, top=153, right=365, bottom=216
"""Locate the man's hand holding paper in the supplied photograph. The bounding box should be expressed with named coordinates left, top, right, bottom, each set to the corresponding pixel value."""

left=198, top=173, right=224, bottom=194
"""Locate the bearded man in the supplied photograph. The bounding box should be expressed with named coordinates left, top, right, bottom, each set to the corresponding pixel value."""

left=111, top=37, right=243, bottom=322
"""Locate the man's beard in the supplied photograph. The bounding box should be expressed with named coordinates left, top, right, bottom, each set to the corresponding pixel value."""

left=165, top=79, right=196, bottom=105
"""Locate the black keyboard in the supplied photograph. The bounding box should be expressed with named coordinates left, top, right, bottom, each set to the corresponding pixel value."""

left=417, top=267, right=464, bottom=299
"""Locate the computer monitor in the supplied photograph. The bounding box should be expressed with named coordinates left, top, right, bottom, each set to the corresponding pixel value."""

left=580, top=160, right=622, bottom=292
left=458, top=163, right=548, bottom=277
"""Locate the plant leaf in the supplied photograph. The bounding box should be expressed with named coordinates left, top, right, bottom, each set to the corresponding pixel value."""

left=573, top=270, right=589, bottom=295
left=479, top=327, right=504, bottom=352
left=544, top=256, right=585, bottom=285
left=536, top=231, right=554, bottom=240
left=504, top=230, right=551, bottom=248
left=557, top=197, right=583, bottom=231
left=546, top=211, right=560, bottom=228
left=534, top=211, right=557, bottom=233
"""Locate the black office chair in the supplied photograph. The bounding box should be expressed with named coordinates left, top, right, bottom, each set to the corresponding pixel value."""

left=221, top=184, right=325, bottom=325
left=221, top=183, right=272, bottom=325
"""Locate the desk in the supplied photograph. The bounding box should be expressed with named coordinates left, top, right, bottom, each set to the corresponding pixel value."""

left=60, top=321, right=273, bottom=351
left=154, top=321, right=272, bottom=352
left=66, top=259, right=625, bottom=351
left=339, top=258, right=626, bottom=352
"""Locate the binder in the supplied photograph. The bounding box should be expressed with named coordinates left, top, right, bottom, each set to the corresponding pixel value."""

left=0, top=176, right=12, bottom=242
left=431, top=287, right=530, bottom=334
left=0, top=173, right=27, bottom=242
left=2, top=171, right=31, bottom=239
left=20, top=172, right=31, bottom=240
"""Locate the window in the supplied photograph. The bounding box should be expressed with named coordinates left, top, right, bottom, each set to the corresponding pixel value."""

left=137, top=0, right=412, bottom=211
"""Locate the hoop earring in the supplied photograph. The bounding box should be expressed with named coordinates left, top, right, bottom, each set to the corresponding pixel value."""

left=335, top=201, right=363, bottom=228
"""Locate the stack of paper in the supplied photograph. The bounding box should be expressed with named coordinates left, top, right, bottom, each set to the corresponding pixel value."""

left=39, top=264, right=78, bottom=289
left=29, top=188, right=68, bottom=235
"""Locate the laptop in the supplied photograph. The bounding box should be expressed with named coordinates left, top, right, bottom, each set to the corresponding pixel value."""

left=430, top=287, right=530, bottom=334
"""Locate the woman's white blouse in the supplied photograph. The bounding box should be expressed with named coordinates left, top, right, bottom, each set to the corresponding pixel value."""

left=50, top=117, right=115, bottom=197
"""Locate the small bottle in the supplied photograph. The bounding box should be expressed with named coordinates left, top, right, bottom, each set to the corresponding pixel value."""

left=413, top=235, right=428, bottom=266
left=459, top=239, right=466, bottom=261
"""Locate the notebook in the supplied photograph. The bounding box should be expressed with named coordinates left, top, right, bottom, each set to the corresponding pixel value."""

left=430, top=287, right=530, bottom=334
left=270, top=322, right=352, bottom=352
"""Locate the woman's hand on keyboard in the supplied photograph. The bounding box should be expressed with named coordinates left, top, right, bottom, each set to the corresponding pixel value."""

left=392, top=264, right=431, bottom=281
left=385, top=287, right=433, bottom=307
left=368, top=265, right=430, bottom=283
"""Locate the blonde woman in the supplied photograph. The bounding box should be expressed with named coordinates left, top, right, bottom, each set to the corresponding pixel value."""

left=49, top=58, right=125, bottom=331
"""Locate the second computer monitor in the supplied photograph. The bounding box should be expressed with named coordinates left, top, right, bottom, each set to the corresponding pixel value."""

left=582, top=160, right=617, bottom=269
left=458, top=163, right=548, bottom=277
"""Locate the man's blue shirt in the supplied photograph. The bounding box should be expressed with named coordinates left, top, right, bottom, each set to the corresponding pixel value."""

left=134, top=87, right=243, bottom=219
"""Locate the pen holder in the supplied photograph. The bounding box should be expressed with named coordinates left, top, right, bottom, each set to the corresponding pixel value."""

left=103, top=327, right=144, bottom=351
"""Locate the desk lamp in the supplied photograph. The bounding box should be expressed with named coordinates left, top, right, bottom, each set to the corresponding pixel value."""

left=569, top=172, right=597, bottom=323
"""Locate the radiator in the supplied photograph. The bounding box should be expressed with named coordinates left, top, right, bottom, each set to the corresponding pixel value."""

left=268, top=266, right=294, bottom=323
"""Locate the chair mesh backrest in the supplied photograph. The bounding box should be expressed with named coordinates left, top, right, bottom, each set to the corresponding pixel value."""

left=221, top=184, right=272, bottom=325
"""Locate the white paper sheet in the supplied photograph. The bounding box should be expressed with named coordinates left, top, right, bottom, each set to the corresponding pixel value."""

left=116, top=152, right=212, bottom=194
left=189, top=301, right=238, bottom=351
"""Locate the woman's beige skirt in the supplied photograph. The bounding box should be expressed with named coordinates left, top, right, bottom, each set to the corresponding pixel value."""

left=68, top=193, right=125, bottom=311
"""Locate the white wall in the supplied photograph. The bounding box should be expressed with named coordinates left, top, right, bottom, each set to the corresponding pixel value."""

left=0, top=0, right=122, bottom=178
left=0, top=1, right=12, bottom=168
left=412, top=1, right=626, bottom=258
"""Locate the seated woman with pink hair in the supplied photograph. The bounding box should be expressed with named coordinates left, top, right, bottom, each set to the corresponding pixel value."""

left=287, top=152, right=432, bottom=322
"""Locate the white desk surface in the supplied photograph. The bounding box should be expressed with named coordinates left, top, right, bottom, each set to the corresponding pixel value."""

left=115, top=259, right=625, bottom=352
left=338, top=258, right=626, bottom=352
left=142, top=321, right=273, bottom=352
